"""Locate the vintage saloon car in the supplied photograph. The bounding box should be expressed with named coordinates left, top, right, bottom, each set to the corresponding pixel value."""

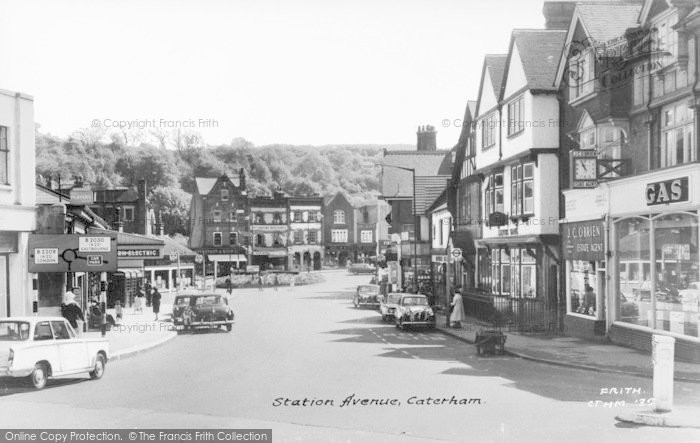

left=0, top=317, right=109, bottom=390
left=395, top=294, right=435, bottom=330
left=379, top=292, right=403, bottom=322
left=348, top=263, right=375, bottom=275
left=172, top=294, right=235, bottom=333
left=353, top=284, right=381, bottom=308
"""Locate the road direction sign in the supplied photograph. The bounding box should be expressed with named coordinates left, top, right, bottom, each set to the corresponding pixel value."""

left=87, top=255, right=103, bottom=266
left=29, top=234, right=117, bottom=272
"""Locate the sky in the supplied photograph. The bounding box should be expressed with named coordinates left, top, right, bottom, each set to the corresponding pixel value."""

left=0, top=0, right=546, bottom=148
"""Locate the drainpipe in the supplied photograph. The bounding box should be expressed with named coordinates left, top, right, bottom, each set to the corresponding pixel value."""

left=498, top=104, right=504, bottom=160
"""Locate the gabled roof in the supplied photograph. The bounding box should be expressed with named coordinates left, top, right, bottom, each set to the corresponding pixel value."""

left=475, top=55, right=507, bottom=117
left=381, top=151, right=452, bottom=199
left=505, top=29, right=567, bottom=95
left=554, top=1, right=642, bottom=89
left=426, top=187, right=448, bottom=214
left=162, top=236, right=196, bottom=257
left=415, top=177, right=449, bottom=214
left=639, top=0, right=670, bottom=25
left=194, top=173, right=242, bottom=196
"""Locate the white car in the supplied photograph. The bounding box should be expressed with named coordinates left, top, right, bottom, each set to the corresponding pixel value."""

left=0, top=317, right=109, bottom=389
left=379, top=292, right=403, bottom=322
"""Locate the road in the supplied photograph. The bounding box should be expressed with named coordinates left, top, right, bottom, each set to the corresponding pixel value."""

left=1, top=270, right=699, bottom=442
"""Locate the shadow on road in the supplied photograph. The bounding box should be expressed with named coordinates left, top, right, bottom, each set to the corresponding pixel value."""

left=0, top=376, right=88, bottom=397
left=323, top=318, right=654, bottom=403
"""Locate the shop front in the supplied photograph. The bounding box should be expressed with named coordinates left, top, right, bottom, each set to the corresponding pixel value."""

left=561, top=219, right=607, bottom=339
left=607, top=165, right=700, bottom=361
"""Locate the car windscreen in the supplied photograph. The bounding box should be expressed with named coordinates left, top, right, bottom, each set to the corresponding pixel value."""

left=387, top=294, right=402, bottom=304
left=402, top=297, right=428, bottom=306
left=195, top=296, right=220, bottom=305
left=0, top=321, right=30, bottom=341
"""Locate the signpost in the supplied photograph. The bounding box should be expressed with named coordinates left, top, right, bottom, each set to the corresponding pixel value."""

left=28, top=234, right=117, bottom=272
left=170, top=252, right=181, bottom=291
left=451, top=248, right=462, bottom=261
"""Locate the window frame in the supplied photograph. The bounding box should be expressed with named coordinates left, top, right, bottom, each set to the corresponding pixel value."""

left=481, top=113, right=497, bottom=149
left=0, top=126, right=9, bottom=185
left=507, top=95, right=524, bottom=137
left=333, top=210, right=345, bottom=224
left=220, top=189, right=229, bottom=201
left=510, top=162, right=534, bottom=217
left=213, top=232, right=223, bottom=246
left=484, top=171, right=504, bottom=217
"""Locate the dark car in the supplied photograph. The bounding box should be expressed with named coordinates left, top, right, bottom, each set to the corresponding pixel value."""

left=172, top=294, right=235, bottom=333
left=353, top=284, right=381, bottom=308
left=348, top=263, right=375, bottom=275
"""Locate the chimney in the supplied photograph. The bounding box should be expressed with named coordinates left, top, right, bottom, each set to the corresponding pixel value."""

left=542, top=1, right=576, bottom=30
left=73, top=174, right=84, bottom=188
left=239, top=168, right=246, bottom=190
left=416, top=125, right=437, bottom=151
left=137, top=179, right=147, bottom=235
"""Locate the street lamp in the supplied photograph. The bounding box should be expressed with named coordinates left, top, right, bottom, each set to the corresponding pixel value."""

left=379, top=164, right=418, bottom=291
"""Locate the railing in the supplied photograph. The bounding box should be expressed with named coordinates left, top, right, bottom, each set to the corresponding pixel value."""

left=463, top=291, right=559, bottom=333
left=597, top=158, right=631, bottom=180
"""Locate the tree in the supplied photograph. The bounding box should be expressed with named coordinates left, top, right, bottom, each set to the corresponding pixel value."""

left=149, top=186, right=192, bottom=236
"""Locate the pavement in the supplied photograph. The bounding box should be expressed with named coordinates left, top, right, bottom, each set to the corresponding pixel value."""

left=435, top=312, right=700, bottom=429
left=83, top=303, right=176, bottom=361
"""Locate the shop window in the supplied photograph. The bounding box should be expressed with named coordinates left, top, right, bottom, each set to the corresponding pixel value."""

left=569, top=260, right=597, bottom=317
left=331, top=229, right=348, bottom=243
left=213, top=232, right=222, bottom=246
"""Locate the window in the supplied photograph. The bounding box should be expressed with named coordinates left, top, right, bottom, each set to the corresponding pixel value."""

left=484, top=171, right=504, bottom=216
left=507, top=96, right=524, bottom=136
left=569, top=49, right=595, bottom=100
left=213, top=232, right=222, bottom=246
left=490, top=247, right=537, bottom=298
left=404, top=224, right=415, bottom=241
left=579, top=127, right=596, bottom=150
left=229, top=232, right=238, bottom=245
left=363, top=210, right=369, bottom=223
left=0, top=126, right=8, bottom=184
left=123, top=207, right=134, bottom=222
left=34, top=322, right=53, bottom=341
left=213, top=210, right=221, bottom=222
left=459, top=181, right=480, bottom=226
left=308, top=230, right=317, bottom=244
left=634, top=69, right=649, bottom=106
left=51, top=321, right=72, bottom=340
left=294, top=230, right=303, bottom=243
left=569, top=260, right=597, bottom=316
left=361, top=230, right=373, bottom=243
left=659, top=102, right=695, bottom=168
left=331, top=229, right=348, bottom=243
left=333, top=210, right=345, bottom=224
left=256, top=234, right=264, bottom=247
left=510, top=163, right=534, bottom=217
left=481, top=113, right=496, bottom=149
left=653, top=16, right=678, bottom=68
left=221, top=189, right=229, bottom=201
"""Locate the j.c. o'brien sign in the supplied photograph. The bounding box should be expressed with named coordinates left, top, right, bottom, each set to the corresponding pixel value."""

left=562, top=220, right=605, bottom=262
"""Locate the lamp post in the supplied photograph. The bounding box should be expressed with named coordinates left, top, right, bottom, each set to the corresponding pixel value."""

left=379, top=164, right=417, bottom=291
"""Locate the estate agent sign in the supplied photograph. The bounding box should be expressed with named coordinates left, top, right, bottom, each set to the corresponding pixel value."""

left=562, top=220, right=604, bottom=261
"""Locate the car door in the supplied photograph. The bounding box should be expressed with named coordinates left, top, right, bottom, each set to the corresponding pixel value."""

left=32, top=321, right=61, bottom=374
left=51, top=320, right=89, bottom=373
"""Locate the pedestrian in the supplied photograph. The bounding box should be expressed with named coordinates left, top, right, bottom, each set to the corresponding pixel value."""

left=289, top=275, right=295, bottom=292
left=145, top=281, right=153, bottom=307
left=450, top=288, right=465, bottom=329
left=134, top=286, right=144, bottom=314
left=152, top=288, right=162, bottom=321
left=273, top=274, right=278, bottom=291
left=115, top=300, right=123, bottom=325
left=61, top=289, right=85, bottom=334
left=258, top=275, right=263, bottom=292
left=226, top=277, right=233, bottom=295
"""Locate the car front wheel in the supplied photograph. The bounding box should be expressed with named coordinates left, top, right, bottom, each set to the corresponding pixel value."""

left=90, top=354, right=106, bottom=380
left=29, top=363, right=48, bottom=389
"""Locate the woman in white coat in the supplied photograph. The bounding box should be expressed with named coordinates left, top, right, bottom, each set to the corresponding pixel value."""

left=450, top=288, right=465, bottom=328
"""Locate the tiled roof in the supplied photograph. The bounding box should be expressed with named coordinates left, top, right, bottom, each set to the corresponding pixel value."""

left=512, top=29, right=567, bottom=91
left=415, top=177, right=449, bottom=214
left=485, top=55, right=508, bottom=98
left=381, top=151, right=451, bottom=199
left=426, top=187, right=448, bottom=214
left=162, top=236, right=196, bottom=256
left=577, top=3, right=641, bottom=44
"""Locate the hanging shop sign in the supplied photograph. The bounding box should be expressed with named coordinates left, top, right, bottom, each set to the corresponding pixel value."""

left=562, top=220, right=605, bottom=261
left=645, top=177, right=689, bottom=206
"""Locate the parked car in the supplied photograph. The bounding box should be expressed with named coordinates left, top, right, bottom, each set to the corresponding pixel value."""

left=380, top=292, right=403, bottom=322
left=172, top=294, right=235, bottom=333
left=0, top=317, right=108, bottom=390
left=353, top=284, right=381, bottom=309
left=348, top=263, right=375, bottom=275
left=395, top=294, right=435, bottom=330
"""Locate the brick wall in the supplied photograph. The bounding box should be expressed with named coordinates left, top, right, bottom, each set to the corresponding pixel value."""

left=610, top=324, right=700, bottom=363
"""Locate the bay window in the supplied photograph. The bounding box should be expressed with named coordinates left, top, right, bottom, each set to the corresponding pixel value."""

left=510, top=163, right=534, bottom=217
left=659, top=102, right=695, bottom=168
left=484, top=171, right=504, bottom=217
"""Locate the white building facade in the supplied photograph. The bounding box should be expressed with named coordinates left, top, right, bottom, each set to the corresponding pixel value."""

left=0, top=89, right=37, bottom=318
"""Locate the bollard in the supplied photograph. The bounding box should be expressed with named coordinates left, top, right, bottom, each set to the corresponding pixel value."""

left=652, top=334, right=675, bottom=413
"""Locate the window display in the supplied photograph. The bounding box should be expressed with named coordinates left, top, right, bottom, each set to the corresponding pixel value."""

left=569, top=261, right=597, bottom=317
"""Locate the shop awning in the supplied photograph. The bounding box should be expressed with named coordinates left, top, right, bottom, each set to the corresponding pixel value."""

left=117, top=268, right=144, bottom=279
left=206, top=254, right=248, bottom=262
left=476, top=234, right=559, bottom=247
